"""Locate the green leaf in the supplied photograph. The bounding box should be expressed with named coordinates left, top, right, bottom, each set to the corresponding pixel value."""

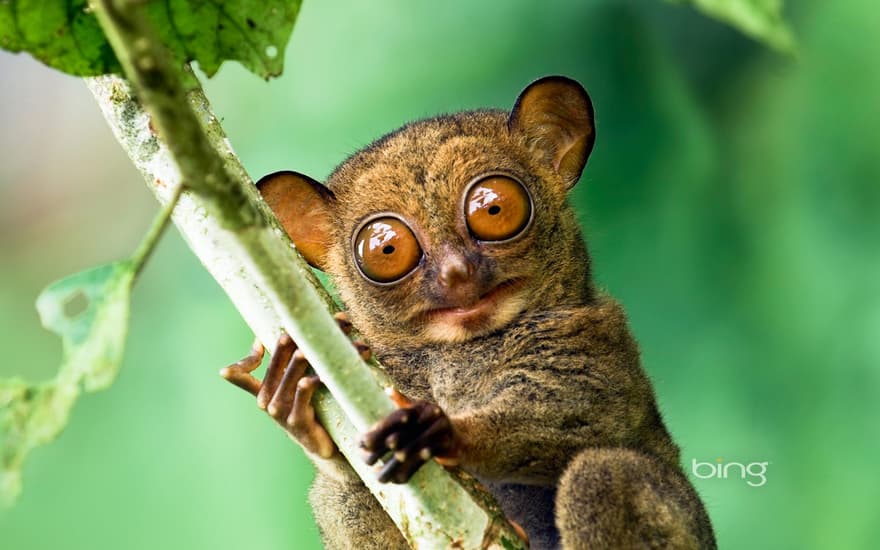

left=0, top=0, right=118, bottom=74
left=0, top=0, right=301, bottom=78
left=0, top=262, right=134, bottom=506
left=669, top=0, right=796, bottom=53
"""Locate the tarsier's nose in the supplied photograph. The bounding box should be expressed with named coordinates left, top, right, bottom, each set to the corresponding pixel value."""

left=437, top=254, right=474, bottom=289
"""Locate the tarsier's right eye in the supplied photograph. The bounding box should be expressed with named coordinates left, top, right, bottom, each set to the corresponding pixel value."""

left=354, top=216, right=423, bottom=283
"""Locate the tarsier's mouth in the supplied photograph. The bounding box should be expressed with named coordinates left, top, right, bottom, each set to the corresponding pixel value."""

left=423, top=278, right=528, bottom=329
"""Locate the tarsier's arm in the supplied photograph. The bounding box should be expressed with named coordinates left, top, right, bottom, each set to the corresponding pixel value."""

left=220, top=313, right=372, bottom=483
left=221, top=320, right=411, bottom=550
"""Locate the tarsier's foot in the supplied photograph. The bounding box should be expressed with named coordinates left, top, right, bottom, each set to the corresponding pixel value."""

left=220, top=312, right=370, bottom=459
left=361, top=391, right=460, bottom=484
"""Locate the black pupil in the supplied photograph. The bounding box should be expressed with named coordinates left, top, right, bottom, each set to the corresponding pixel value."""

left=382, top=245, right=395, bottom=254
left=488, top=205, right=501, bottom=215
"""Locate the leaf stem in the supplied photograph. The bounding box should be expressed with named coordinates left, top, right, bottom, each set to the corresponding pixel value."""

left=129, top=183, right=184, bottom=278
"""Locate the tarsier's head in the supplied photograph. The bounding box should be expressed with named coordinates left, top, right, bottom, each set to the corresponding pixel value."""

left=259, top=77, right=596, bottom=348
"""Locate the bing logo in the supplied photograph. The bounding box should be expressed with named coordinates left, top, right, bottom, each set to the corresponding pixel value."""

left=691, top=458, right=768, bottom=487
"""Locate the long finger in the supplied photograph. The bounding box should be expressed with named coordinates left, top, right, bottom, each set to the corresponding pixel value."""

left=290, top=376, right=336, bottom=458
left=393, top=416, right=453, bottom=464
left=361, top=408, right=415, bottom=451
left=378, top=451, right=425, bottom=484
left=220, top=369, right=262, bottom=396
left=257, top=333, right=296, bottom=410
left=219, top=339, right=265, bottom=396
left=268, top=350, right=308, bottom=419
left=363, top=419, right=426, bottom=465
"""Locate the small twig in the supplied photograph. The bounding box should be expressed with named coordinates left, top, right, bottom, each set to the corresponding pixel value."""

left=129, top=183, right=183, bottom=278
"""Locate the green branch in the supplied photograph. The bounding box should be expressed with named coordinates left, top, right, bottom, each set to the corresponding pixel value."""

left=90, top=0, right=257, bottom=226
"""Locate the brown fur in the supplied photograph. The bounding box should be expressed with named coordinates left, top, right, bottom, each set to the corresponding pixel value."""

left=265, top=77, right=715, bottom=549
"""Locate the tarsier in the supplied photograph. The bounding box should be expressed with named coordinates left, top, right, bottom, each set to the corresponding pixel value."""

left=221, top=77, right=716, bottom=549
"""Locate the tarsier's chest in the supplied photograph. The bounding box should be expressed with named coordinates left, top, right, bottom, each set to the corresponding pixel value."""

left=375, top=335, right=511, bottom=407
left=376, top=309, right=580, bottom=412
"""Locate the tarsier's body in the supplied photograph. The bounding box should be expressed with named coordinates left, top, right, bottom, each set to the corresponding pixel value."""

left=224, top=78, right=716, bottom=549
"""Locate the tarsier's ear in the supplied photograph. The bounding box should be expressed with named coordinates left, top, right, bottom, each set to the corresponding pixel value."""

left=256, top=170, right=335, bottom=270
left=508, top=76, right=595, bottom=189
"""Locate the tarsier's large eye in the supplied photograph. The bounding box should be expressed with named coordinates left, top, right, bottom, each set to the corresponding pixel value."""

left=354, top=216, right=423, bottom=283
left=465, top=175, right=532, bottom=241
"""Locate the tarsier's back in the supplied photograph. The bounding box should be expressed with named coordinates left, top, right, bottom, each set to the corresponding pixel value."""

left=248, top=77, right=717, bottom=549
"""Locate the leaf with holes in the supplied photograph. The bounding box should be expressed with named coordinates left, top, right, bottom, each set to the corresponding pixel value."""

left=0, top=262, right=134, bottom=506
left=668, top=0, right=796, bottom=53
left=0, top=0, right=301, bottom=78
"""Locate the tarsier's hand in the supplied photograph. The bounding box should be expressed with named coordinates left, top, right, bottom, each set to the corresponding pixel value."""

left=361, top=391, right=461, bottom=484
left=220, top=312, right=370, bottom=459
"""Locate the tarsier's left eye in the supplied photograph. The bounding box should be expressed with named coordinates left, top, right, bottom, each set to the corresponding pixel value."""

left=465, top=175, right=532, bottom=241
left=353, top=216, right=423, bottom=284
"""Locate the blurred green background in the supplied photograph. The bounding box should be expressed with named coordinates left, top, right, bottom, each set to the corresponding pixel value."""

left=1, top=1, right=878, bottom=548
